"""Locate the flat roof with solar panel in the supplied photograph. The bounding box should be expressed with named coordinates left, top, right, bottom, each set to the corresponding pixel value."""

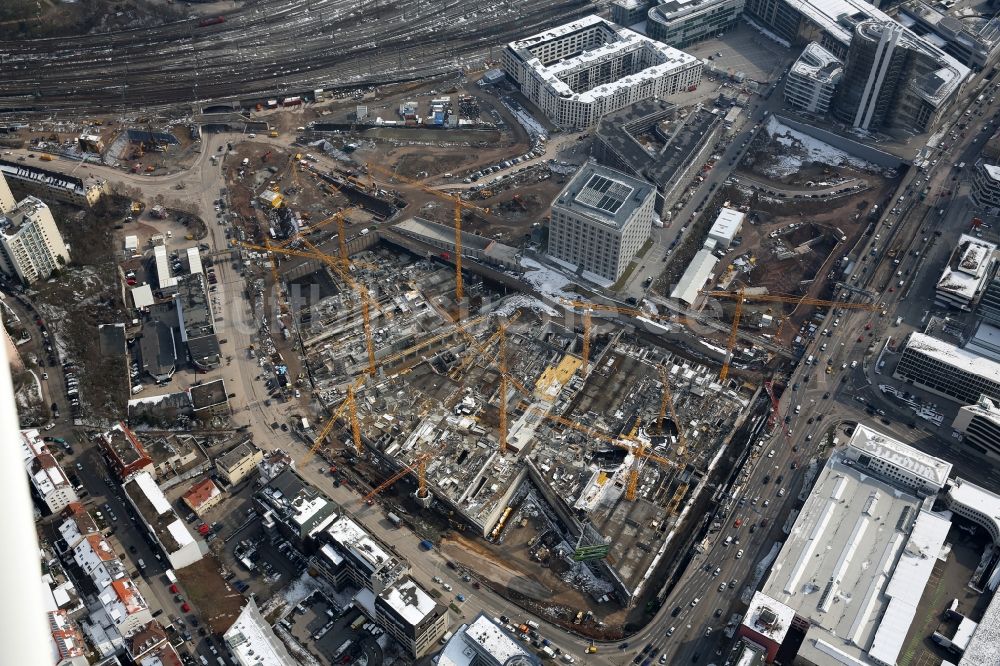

left=555, top=162, right=654, bottom=229
left=575, top=174, right=634, bottom=215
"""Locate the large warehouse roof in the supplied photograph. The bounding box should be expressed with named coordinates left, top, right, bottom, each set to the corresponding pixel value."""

left=670, top=249, right=718, bottom=305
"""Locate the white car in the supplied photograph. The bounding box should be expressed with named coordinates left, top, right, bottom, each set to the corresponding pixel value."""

left=736, top=549, right=744, bottom=559
left=44, top=423, right=55, bottom=431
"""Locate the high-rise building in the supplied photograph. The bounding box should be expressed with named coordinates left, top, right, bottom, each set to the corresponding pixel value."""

left=783, top=42, right=843, bottom=114
left=374, top=576, right=449, bottom=657
left=0, top=171, right=70, bottom=284
left=832, top=20, right=965, bottom=133
left=501, top=15, right=702, bottom=129
left=548, top=161, right=656, bottom=282
left=976, top=264, right=1000, bottom=325
left=933, top=233, right=996, bottom=310
left=972, top=162, right=1000, bottom=214
left=953, top=395, right=1000, bottom=460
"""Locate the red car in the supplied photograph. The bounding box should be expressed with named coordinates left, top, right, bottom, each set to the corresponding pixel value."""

left=169, top=584, right=179, bottom=594
left=733, top=518, right=743, bottom=528
left=181, top=603, right=191, bottom=613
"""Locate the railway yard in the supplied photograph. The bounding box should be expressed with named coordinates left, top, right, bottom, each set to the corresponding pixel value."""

left=0, top=0, right=591, bottom=113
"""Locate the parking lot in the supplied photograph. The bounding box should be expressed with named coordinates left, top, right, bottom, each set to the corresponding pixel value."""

left=684, top=22, right=791, bottom=84
left=285, top=595, right=385, bottom=666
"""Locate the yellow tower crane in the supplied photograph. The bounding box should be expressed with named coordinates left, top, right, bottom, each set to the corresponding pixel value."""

left=366, top=162, right=490, bottom=304
left=701, top=290, right=878, bottom=382
left=233, top=239, right=377, bottom=376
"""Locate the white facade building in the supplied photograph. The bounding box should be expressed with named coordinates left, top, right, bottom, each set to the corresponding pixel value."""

left=547, top=161, right=657, bottom=281
left=501, top=15, right=702, bottom=128
left=895, top=332, right=1000, bottom=404
left=707, top=207, right=744, bottom=248
left=437, top=613, right=541, bottom=666
left=973, top=162, right=1000, bottom=213
left=844, top=423, right=952, bottom=496
left=21, top=429, right=78, bottom=514
left=96, top=579, right=152, bottom=638
left=738, top=431, right=953, bottom=665
left=224, top=598, right=298, bottom=666
left=934, top=233, right=996, bottom=310
left=0, top=172, right=69, bottom=284
left=784, top=42, right=843, bottom=114
left=375, top=575, right=448, bottom=657
left=645, top=0, right=746, bottom=48
left=952, top=396, right=1000, bottom=461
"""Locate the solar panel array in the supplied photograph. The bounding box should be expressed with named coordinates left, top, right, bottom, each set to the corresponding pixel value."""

left=576, top=174, right=633, bottom=214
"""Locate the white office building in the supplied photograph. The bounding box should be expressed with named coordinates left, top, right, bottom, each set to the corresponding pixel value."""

left=952, top=395, right=1000, bottom=461
left=934, top=234, right=996, bottom=310
left=437, top=613, right=541, bottom=666
left=547, top=161, right=657, bottom=281
left=645, top=0, right=746, bottom=48
left=972, top=162, right=1000, bottom=213
left=895, top=332, right=1000, bottom=404
left=844, top=423, right=952, bottom=496
left=374, top=576, right=449, bottom=657
left=784, top=42, right=843, bottom=114
left=501, top=15, right=702, bottom=128
left=0, top=172, right=69, bottom=284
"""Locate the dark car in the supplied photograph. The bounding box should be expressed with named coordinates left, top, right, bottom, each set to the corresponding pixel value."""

left=671, top=606, right=682, bottom=617
left=776, top=475, right=783, bottom=484
left=619, top=643, right=630, bottom=650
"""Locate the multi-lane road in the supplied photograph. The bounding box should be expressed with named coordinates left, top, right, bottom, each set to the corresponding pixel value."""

left=0, top=0, right=590, bottom=112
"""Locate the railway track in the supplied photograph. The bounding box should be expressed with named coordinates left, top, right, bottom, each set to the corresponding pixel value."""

left=0, top=0, right=593, bottom=113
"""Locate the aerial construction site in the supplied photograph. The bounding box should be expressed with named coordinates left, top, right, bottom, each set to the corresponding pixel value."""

left=240, top=200, right=760, bottom=618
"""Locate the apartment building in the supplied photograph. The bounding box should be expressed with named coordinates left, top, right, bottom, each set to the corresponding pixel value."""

left=783, top=42, right=843, bottom=114
left=315, top=514, right=409, bottom=595
left=0, top=160, right=108, bottom=208
left=216, top=441, right=263, bottom=486
left=0, top=171, right=70, bottom=284
left=21, top=429, right=78, bottom=514
left=122, top=471, right=203, bottom=569
left=96, top=422, right=154, bottom=482
left=97, top=578, right=153, bottom=637
left=501, top=15, right=701, bottom=128
left=548, top=161, right=656, bottom=281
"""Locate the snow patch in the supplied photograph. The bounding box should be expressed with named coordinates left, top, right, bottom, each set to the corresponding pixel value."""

left=493, top=294, right=558, bottom=318
left=762, top=116, right=879, bottom=178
